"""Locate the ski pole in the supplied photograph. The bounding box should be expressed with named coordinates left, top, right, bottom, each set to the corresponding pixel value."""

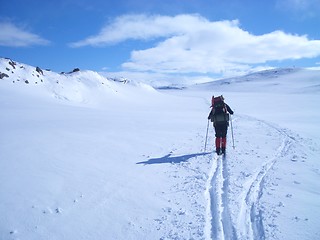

left=204, top=119, right=210, bottom=152
left=230, top=114, right=235, bottom=149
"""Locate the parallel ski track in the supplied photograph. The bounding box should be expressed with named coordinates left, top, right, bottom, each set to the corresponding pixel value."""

left=205, top=153, right=237, bottom=240
left=205, top=116, right=294, bottom=240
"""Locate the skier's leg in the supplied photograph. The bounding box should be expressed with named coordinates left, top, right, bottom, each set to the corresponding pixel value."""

left=221, top=125, right=228, bottom=154
left=221, top=137, right=226, bottom=154
left=215, top=137, right=221, bottom=154
left=214, top=124, right=222, bottom=154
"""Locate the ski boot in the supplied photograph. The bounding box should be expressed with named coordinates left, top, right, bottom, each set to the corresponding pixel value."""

left=216, top=147, right=221, bottom=155
left=221, top=147, right=226, bottom=155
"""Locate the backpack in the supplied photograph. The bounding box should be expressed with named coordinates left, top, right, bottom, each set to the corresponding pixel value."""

left=210, top=96, right=229, bottom=124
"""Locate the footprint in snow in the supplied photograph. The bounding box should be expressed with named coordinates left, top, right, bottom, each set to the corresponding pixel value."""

left=74, top=194, right=84, bottom=203
left=55, top=208, right=62, bottom=213
left=10, top=230, right=18, bottom=235
left=293, top=216, right=300, bottom=222
left=43, top=208, right=53, bottom=214
left=286, top=194, right=293, bottom=198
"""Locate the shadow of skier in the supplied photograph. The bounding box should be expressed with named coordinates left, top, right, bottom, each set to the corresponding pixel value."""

left=136, top=152, right=210, bottom=165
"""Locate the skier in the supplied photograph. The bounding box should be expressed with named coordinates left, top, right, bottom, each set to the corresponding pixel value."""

left=208, top=95, right=234, bottom=155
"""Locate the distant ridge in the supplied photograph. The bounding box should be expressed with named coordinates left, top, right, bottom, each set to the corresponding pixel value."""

left=0, top=57, right=131, bottom=86
left=192, top=67, right=320, bottom=94
left=0, top=57, right=155, bottom=104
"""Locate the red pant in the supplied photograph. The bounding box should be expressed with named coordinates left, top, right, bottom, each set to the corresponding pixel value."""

left=215, top=137, right=226, bottom=149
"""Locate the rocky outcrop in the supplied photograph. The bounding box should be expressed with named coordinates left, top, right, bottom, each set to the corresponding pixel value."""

left=8, top=59, right=16, bottom=69
left=36, top=66, right=43, bottom=75
left=0, top=72, right=9, bottom=79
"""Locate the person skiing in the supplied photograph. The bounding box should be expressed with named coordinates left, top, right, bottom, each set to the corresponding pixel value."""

left=208, top=95, right=234, bottom=155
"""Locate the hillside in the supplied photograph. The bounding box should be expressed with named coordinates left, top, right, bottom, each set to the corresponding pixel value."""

left=194, top=67, right=320, bottom=94
left=0, top=58, right=155, bottom=106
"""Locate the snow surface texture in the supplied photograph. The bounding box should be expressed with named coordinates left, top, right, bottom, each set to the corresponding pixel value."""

left=0, top=58, right=319, bottom=240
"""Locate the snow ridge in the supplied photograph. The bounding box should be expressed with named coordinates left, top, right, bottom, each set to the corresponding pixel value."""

left=0, top=57, right=155, bottom=106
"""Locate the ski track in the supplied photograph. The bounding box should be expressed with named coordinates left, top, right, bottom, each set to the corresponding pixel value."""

left=237, top=136, right=291, bottom=240
left=205, top=116, right=294, bottom=240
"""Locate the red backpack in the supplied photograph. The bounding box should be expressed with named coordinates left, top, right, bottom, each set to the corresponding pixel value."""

left=211, top=96, right=224, bottom=109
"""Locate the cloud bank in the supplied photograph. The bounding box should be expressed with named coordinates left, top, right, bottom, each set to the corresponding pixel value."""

left=0, top=22, right=50, bottom=47
left=71, top=14, right=320, bottom=76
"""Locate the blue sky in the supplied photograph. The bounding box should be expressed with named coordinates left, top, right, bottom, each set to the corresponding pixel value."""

left=1, top=0, right=320, bottom=83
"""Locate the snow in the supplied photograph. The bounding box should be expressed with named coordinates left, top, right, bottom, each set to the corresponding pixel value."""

left=0, top=58, right=320, bottom=239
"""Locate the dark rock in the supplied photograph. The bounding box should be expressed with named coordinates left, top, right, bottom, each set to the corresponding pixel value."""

left=61, top=68, right=80, bottom=74
left=0, top=72, right=9, bottom=79
left=36, top=66, right=43, bottom=75
left=8, top=60, right=16, bottom=69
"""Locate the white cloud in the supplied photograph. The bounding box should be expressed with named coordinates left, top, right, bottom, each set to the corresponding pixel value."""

left=0, top=22, right=50, bottom=47
left=307, top=66, right=320, bottom=70
left=100, top=70, right=218, bottom=87
left=69, top=14, right=208, bottom=47
left=71, top=14, right=320, bottom=77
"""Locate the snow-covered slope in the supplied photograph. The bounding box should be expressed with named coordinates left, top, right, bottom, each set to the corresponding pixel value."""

left=0, top=58, right=156, bottom=106
left=0, top=58, right=319, bottom=240
left=194, top=67, right=320, bottom=94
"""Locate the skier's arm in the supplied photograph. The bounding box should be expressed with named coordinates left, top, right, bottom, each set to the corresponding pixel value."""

left=226, top=104, right=234, bottom=115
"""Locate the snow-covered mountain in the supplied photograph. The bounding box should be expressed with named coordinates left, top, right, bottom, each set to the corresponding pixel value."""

left=194, top=67, right=320, bottom=94
left=0, top=58, right=130, bottom=85
left=1, top=58, right=319, bottom=240
left=0, top=58, right=155, bottom=106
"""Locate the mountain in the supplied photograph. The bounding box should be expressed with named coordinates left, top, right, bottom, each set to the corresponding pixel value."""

left=0, top=57, right=155, bottom=106
left=0, top=58, right=319, bottom=240
left=193, top=67, right=320, bottom=94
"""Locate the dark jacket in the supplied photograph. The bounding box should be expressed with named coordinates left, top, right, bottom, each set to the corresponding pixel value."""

left=208, top=103, right=234, bottom=124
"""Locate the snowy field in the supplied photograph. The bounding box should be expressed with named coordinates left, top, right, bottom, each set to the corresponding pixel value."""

left=0, top=58, right=319, bottom=240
